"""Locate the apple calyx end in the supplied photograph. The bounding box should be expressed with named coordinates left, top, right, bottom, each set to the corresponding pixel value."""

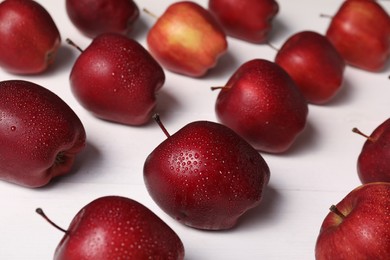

left=329, top=205, right=346, bottom=220
left=66, top=38, right=84, bottom=53
left=352, top=127, right=373, bottom=141
left=153, top=113, right=171, bottom=138
left=36, top=207, right=68, bottom=234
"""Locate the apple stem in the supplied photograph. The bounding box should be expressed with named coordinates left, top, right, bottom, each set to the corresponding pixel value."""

left=153, top=114, right=171, bottom=138
left=36, top=208, right=68, bottom=234
left=210, top=86, right=224, bottom=91
left=266, top=41, right=279, bottom=52
left=319, top=14, right=333, bottom=19
left=66, top=38, right=84, bottom=53
left=143, top=8, right=158, bottom=19
left=352, top=127, right=373, bottom=141
left=329, top=205, right=346, bottom=220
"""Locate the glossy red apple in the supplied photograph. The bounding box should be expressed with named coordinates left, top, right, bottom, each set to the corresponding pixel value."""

left=37, top=196, right=185, bottom=259
left=213, top=59, right=308, bottom=153
left=0, top=0, right=61, bottom=74
left=325, top=0, right=390, bottom=71
left=0, top=80, right=86, bottom=188
left=66, top=0, right=139, bottom=38
left=69, top=33, right=165, bottom=126
left=353, top=119, right=390, bottom=183
left=208, top=0, right=279, bottom=43
left=146, top=1, right=228, bottom=77
left=143, top=114, right=270, bottom=230
left=275, top=31, right=346, bottom=104
left=315, top=182, right=390, bottom=259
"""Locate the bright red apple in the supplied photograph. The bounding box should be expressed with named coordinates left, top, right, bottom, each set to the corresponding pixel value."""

left=66, top=0, right=139, bottom=38
left=0, top=0, right=61, bottom=74
left=143, top=114, right=270, bottom=230
left=146, top=1, right=228, bottom=77
left=0, top=80, right=86, bottom=188
left=213, top=59, right=308, bottom=153
left=208, top=0, right=279, bottom=43
left=325, top=0, right=390, bottom=71
left=315, top=182, right=390, bottom=259
left=353, top=119, right=390, bottom=183
left=69, top=33, right=165, bottom=126
left=275, top=31, right=346, bottom=104
left=37, top=196, right=185, bottom=259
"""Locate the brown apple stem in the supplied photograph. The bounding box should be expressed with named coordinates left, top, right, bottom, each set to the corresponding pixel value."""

left=319, top=14, right=333, bottom=19
left=352, top=127, right=373, bottom=141
left=143, top=8, right=158, bottom=19
left=152, top=114, right=171, bottom=138
left=65, top=38, right=84, bottom=53
left=36, top=208, right=68, bottom=234
left=266, top=41, right=279, bottom=52
left=329, top=205, right=346, bottom=220
left=210, top=86, right=224, bottom=91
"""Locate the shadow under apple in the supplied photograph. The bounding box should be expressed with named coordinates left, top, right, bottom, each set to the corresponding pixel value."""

left=319, top=77, right=354, bottom=107
left=46, top=44, right=79, bottom=75
left=154, top=88, right=182, bottom=123
left=232, top=184, right=282, bottom=231
left=203, top=50, right=240, bottom=80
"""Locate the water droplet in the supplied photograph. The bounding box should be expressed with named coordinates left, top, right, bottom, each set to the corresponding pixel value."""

left=10, top=126, right=16, bottom=131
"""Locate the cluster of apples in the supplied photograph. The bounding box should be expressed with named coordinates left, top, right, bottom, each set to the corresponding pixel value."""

left=0, top=0, right=390, bottom=259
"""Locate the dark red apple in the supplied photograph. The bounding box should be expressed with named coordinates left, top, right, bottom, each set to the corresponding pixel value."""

left=0, top=0, right=61, bottom=74
left=353, top=119, right=390, bottom=183
left=69, top=33, right=165, bottom=126
left=275, top=31, right=346, bottom=104
left=213, top=59, right=308, bottom=153
left=208, top=0, right=279, bottom=43
left=0, top=80, right=86, bottom=187
left=143, top=114, right=270, bottom=230
left=146, top=1, right=228, bottom=77
left=66, top=0, right=139, bottom=38
left=315, top=182, right=390, bottom=259
left=325, top=0, right=390, bottom=71
left=37, top=196, right=185, bottom=259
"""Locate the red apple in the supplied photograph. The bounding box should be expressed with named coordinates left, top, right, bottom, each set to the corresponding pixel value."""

left=146, top=1, right=228, bottom=77
left=315, top=182, right=390, bottom=259
left=325, top=0, right=390, bottom=71
left=353, top=119, right=390, bottom=183
left=143, top=114, right=270, bottom=230
left=69, top=33, right=165, bottom=126
left=0, top=0, right=61, bottom=74
left=0, top=80, right=86, bottom=187
left=275, top=31, right=346, bottom=104
left=213, top=59, right=308, bottom=153
left=208, top=0, right=279, bottom=43
left=37, top=196, right=185, bottom=259
left=66, top=0, right=139, bottom=38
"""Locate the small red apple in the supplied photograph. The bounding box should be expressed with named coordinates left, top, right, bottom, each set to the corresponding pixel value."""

left=275, top=31, right=346, bottom=104
left=213, top=59, right=308, bottom=153
left=143, top=114, right=270, bottom=230
left=0, top=0, right=61, bottom=74
left=325, top=0, right=390, bottom=71
left=315, top=182, right=390, bottom=259
left=69, top=33, right=165, bottom=126
left=146, top=1, right=228, bottom=77
left=0, top=80, right=86, bottom=188
left=66, top=0, right=139, bottom=38
left=37, top=196, right=185, bottom=259
left=208, top=0, right=279, bottom=43
left=353, top=119, right=390, bottom=183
